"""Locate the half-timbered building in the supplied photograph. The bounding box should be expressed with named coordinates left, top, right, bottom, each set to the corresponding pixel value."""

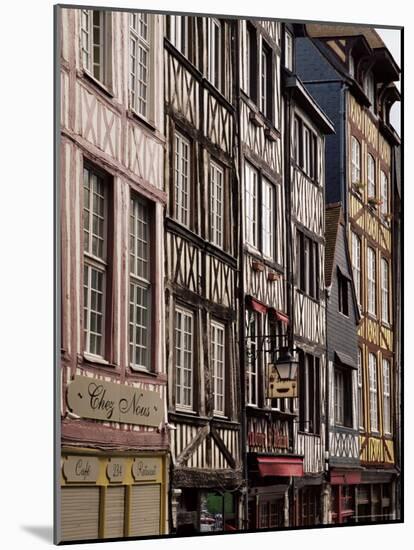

left=295, top=24, right=401, bottom=521
left=163, top=15, right=243, bottom=534
left=58, top=7, right=169, bottom=541
left=237, top=20, right=304, bottom=530
left=325, top=203, right=362, bottom=524
left=283, top=43, right=335, bottom=524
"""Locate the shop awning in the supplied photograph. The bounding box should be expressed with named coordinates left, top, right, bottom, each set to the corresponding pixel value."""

left=257, top=457, right=304, bottom=478
left=330, top=469, right=362, bottom=485
left=246, top=296, right=267, bottom=314
left=269, top=308, right=290, bottom=325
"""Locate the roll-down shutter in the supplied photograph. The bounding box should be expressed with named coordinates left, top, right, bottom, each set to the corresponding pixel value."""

left=61, top=486, right=100, bottom=541
left=105, top=486, right=126, bottom=539
left=130, top=484, right=161, bottom=536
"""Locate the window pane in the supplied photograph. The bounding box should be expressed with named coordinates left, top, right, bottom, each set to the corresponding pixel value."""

left=262, top=180, right=274, bottom=259
left=210, top=162, right=224, bottom=248
left=174, top=133, right=190, bottom=227
left=211, top=321, right=225, bottom=415
left=175, top=308, right=193, bottom=409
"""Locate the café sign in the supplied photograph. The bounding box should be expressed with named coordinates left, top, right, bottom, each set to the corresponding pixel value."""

left=63, top=456, right=99, bottom=483
left=67, top=375, right=163, bottom=428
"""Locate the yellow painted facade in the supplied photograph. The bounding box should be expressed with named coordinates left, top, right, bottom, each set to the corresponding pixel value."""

left=347, top=93, right=395, bottom=467
left=61, top=449, right=169, bottom=539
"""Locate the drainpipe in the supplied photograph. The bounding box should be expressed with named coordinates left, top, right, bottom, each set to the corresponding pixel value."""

left=234, top=20, right=249, bottom=530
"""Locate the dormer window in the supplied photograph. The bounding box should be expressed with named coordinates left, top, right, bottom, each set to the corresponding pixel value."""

left=349, top=54, right=355, bottom=78
left=365, top=72, right=375, bottom=112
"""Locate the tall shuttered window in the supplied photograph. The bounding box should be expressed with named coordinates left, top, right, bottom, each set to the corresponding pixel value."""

left=83, top=166, right=107, bottom=357
left=175, top=306, right=194, bottom=410
left=381, top=258, right=390, bottom=324
left=383, top=359, right=391, bottom=434
left=299, top=352, right=320, bottom=434
left=369, top=352, right=379, bottom=432
left=296, top=230, right=319, bottom=300
left=381, top=170, right=389, bottom=217
left=211, top=320, right=225, bottom=416
left=210, top=161, right=224, bottom=248
left=351, top=137, right=361, bottom=184
left=208, top=18, right=222, bottom=91
left=174, top=132, right=191, bottom=227
left=368, top=154, right=376, bottom=198
left=262, top=179, right=275, bottom=259
left=367, top=246, right=376, bottom=316
left=245, top=163, right=259, bottom=248
left=129, top=196, right=151, bottom=370
left=351, top=232, right=362, bottom=305
left=129, top=13, right=150, bottom=118
left=81, top=10, right=110, bottom=85
left=246, top=311, right=259, bottom=406
left=358, top=348, right=364, bottom=429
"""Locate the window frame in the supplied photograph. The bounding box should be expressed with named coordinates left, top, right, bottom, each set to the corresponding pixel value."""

left=246, top=310, right=259, bottom=407
left=296, top=229, right=319, bottom=300
left=357, top=348, right=364, bottom=429
left=173, top=130, right=191, bottom=228
left=381, top=257, right=390, bottom=324
left=211, top=319, right=226, bottom=417
left=210, top=160, right=225, bottom=249
left=383, top=358, right=392, bottom=435
left=262, top=177, right=275, bottom=260
left=245, top=162, right=259, bottom=249
left=380, top=170, right=389, bottom=218
left=129, top=194, right=152, bottom=372
left=367, top=154, right=376, bottom=199
left=334, top=366, right=353, bottom=427
left=129, top=13, right=151, bottom=120
left=351, top=136, right=361, bottom=184
left=175, top=305, right=195, bottom=411
left=82, top=164, right=110, bottom=360
left=298, top=352, right=320, bottom=434
left=367, top=246, right=377, bottom=317
left=338, top=271, right=349, bottom=317
left=351, top=231, right=362, bottom=306
left=208, top=18, right=223, bottom=92
left=368, top=352, right=379, bottom=433
left=284, top=30, right=293, bottom=71
left=80, top=9, right=112, bottom=88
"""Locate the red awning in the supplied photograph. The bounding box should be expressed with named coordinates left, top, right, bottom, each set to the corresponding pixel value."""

left=330, top=469, right=361, bottom=485
left=257, top=457, right=304, bottom=478
left=275, top=311, right=289, bottom=325
left=246, top=296, right=268, bottom=314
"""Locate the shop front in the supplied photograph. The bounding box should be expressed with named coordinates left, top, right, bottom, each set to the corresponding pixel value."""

left=60, top=452, right=168, bottom=541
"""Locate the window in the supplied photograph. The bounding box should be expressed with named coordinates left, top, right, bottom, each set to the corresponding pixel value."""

left=260, top=41, right=272, bottom=119
left=383, top=359, right=391, bottom=434
left=334, top=368, right=352, bottom=427
left=285, top=31, right=293, bottom=71
left=262, top=179, right=275, bottom=259
left=351, top=137, right=361, bottom=184
left=349, top=54, right=355, bottom=78
left=380, top=171, right=389, bottom=217
left=83, top=167, right=108, bottom=358
left=259, top=499, right=284, bottom=529
left=208, top=19, right=222, bottom=91
left=129, top=196, right=151, bottom=370
left=367, top=247, right=376, bottom=316
left=357, top=348, right=364, bottom=429
left=296, top=230, right=319, bottom=300
left=246, top=24, right=257, bottom=100
left=295, top=118, right=318, bottom=181
left=245, top=163, right=259, bottom=248
left=299, top=352, right=320, bottom=434
left=351, top=232, right=362, bottom=305
left=367, top=154, right=376, bottom=198
left=210, top=161, right=224, bottom=248
left=129, top=13, right=150, bottom=118
left=246, top=311, right=259, bottom=406
left=174, top=132, right=191, bottom=227
left=175, top=306, right=194, bottom=409
left=338, top=271, right=349, bottom=316
left=369, top=352, right=378, bottom=432
left=81, top=10, right=110, bottom=85
left=381, top=258, right=390, bottom=324
left=365, top=72, right=375, bottom=110
left=168, top=15, right=189, bottom=57
left=211, top=321, right=225, bottom=416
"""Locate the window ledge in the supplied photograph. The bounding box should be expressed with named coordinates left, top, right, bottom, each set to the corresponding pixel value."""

left=81, top=69, right=114, bottom=99
left=128, top=108, right=157, bottom=133
left=83, top=352, right=111, bottom=366
left=129, top=366, right=158, bottom=377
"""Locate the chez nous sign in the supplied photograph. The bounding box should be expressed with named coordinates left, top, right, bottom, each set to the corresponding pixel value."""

left=67, top=375, right=163, bottom=427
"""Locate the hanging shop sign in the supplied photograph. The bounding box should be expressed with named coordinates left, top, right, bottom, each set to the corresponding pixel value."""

left=132, top=457, right=162, bottom=481
left=248, top=429, right=289, bottom=450
left=63, top=456, right=100, bottom=483
left=67, top=375, right=163, bottom=427
left=107, top=458, right=127, bottom=483
left=266, top=364, right=298, bottom=398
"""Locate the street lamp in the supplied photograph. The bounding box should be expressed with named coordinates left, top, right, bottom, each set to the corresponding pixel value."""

left=273, top=348, right=298, bottom=382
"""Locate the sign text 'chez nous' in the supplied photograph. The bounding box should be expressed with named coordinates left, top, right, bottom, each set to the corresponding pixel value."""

left=67, top=375, right=163, bottom=428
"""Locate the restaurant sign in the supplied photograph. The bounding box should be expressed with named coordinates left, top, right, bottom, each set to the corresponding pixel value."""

left=132, top=457, right=161, bottom=481
left=67, top=375, right=163, bottom=427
